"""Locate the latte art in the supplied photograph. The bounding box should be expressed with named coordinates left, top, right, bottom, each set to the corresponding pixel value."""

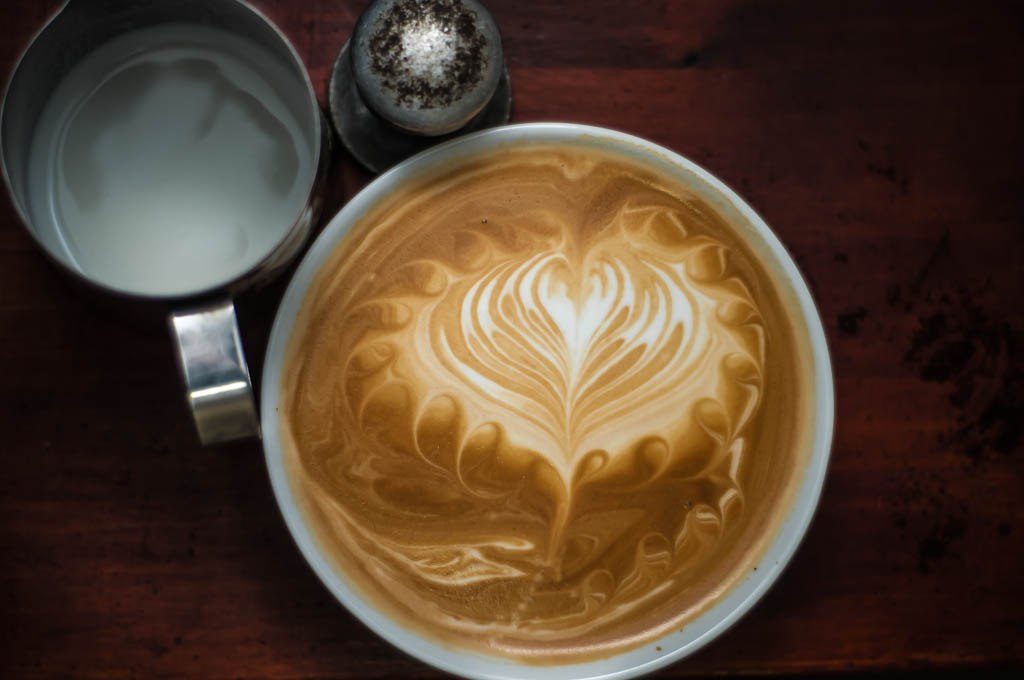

left=426, top=239, right=760, bottom=479
left=282, top=145, right=809, bottom=661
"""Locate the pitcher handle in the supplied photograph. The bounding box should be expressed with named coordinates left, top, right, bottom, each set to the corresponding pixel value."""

left=169, top=300, right=260, bottom=445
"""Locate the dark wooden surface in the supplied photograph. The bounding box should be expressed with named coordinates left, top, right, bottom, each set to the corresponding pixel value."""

left=2, top=0, right=1022, bottom=677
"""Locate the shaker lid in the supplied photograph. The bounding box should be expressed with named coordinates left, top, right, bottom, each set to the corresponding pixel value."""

left=328, top=0, right=512, bottom=173
left=351, top=0, right=504, bottom=136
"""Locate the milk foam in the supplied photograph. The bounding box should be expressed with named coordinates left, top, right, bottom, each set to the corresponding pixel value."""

left=282, top=145, right=807, bottom=662
left=26, top=24, right=314, bottom=296
left=408, top=244, right=754, bottom=481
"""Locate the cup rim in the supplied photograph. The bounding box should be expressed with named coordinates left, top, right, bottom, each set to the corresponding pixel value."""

left=261, top=122, right=835, bottom=680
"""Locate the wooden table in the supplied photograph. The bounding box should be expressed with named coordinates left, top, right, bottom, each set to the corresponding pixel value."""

left=1, top=0, right=1021, bottom=677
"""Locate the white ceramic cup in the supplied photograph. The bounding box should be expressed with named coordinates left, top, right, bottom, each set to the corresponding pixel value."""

left=261, top=123, right=834, bottom=679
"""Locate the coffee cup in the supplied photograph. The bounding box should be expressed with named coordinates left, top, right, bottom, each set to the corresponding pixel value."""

left=0, top=0, right=328, bottom=444
left=261, top=122, right=834, bottom=678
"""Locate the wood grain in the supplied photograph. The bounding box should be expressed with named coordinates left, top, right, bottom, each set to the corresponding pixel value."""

left=1, top=0, right=1021, bottom=677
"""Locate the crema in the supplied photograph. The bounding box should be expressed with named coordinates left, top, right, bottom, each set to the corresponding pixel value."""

left=280, top=142, right=812, bottom=662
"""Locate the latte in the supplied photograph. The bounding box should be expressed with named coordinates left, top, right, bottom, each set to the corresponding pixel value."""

left=279, top=142, right=813, bottom=662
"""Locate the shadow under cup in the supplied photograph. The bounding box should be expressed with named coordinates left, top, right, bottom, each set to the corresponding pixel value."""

left=260, top=123, right=835, bottom=680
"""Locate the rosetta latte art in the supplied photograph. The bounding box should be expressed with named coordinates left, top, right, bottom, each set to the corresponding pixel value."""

left=283, top=147, right=790, bottom=660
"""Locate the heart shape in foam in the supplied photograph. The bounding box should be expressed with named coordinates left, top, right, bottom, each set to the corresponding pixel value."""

left=409, top=227, right=760, bottom=482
